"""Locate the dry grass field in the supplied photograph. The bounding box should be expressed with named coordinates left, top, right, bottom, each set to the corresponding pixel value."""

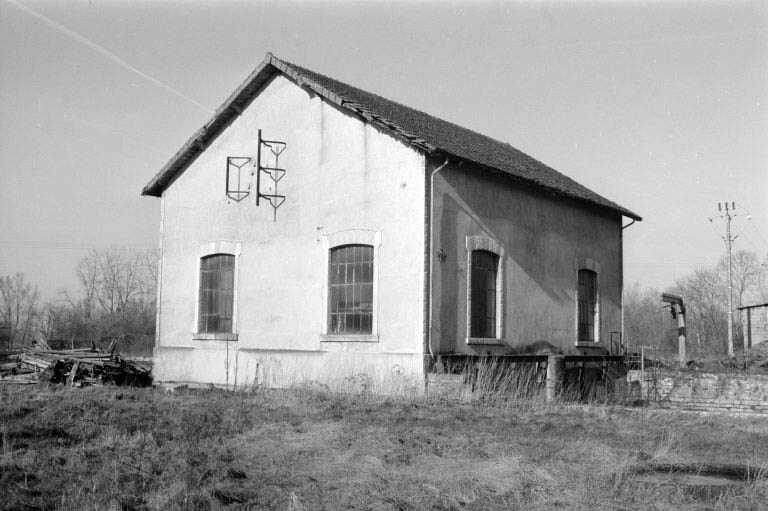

left=1, top=382, right=767, bottom=511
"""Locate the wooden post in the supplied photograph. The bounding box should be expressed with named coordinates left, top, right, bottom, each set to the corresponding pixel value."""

left=546, top=355, right=565, bottom=402
left=662, top=294, right=686, bottom=367
left=677, top=304, right=686, bottom=366
left=67, top=361, right=79, bottom=387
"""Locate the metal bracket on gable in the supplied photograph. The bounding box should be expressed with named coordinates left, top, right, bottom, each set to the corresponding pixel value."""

left=225, top=157, right=252, bottom=203
left=224, top=130, right=287, bottom=220
left=256, top=129, right=287, bottom=221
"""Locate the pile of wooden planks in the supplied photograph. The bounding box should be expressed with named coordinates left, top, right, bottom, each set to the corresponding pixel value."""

left=0, top=339, right=152, bottom=387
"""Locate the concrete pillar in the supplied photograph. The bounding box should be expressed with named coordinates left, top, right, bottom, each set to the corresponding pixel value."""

left=546, top=355, right=565, bottom=402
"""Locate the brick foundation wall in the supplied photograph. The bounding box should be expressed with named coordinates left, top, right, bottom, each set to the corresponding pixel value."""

left=647, top=372, right=768, bottom=414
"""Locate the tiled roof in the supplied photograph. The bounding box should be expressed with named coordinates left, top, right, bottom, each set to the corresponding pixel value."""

left=142, top=53, right=641, bottom=221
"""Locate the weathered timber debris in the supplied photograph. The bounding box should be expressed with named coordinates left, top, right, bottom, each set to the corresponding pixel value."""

left=0, top=338, right=152, bottom=387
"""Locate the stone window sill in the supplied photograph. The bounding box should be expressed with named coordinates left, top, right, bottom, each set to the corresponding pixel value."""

left=575, top=341, right=600, bottom=347
left=192, top=332, right=238, bottom=342
left=466, top=337, right=506, bottom=345
left=320, top=334, right=379, bottom=343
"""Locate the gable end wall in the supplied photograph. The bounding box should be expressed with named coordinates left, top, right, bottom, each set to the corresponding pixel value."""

left=154, top=75, right=427, bottom=390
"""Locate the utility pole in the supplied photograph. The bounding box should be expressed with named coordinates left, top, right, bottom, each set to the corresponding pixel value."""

left=712, top=202, right=737, bottom=356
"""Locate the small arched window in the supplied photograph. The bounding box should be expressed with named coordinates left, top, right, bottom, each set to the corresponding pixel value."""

left=328, top=244, right=374, bottom=334
left=198, top=254, right=235, bottom=333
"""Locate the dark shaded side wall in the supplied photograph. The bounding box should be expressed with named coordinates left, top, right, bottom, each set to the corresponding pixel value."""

left=430, top=159, right=623, bottom=356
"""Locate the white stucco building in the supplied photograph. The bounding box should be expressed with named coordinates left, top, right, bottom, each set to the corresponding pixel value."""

left=142, top=53, right=641, bottom=390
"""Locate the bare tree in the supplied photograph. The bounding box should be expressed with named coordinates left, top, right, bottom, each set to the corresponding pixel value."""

left=75, top=254, right=99, bottom=319
left=77, top=249, right=157, bottom=315
left=0, top=273, right=40, bottom=350
left=716, top=249, right=762, bottom=308
left=670, top=268, right=728, bottom=354
left=623, top=283, right=669, bottom=350
left=756, top=252, right=768, bottom=303
left=37, top=298, right=95, bottom=345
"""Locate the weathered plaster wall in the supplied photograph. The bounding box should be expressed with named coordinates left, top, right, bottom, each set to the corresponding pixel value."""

left=154, top=74, right=426, bottom=387
left=430, top=160, right=623, bottom=355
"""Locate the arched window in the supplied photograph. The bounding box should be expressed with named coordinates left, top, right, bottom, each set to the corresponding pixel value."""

left=198, top=254, right=235, bottom=333
left=470, top=250, right=499, bottom=338
left=577, top=269, right=598, bottom=342
left=465, top=236, right=505, bottom=343
left=328, top=244, right=374, bottom=334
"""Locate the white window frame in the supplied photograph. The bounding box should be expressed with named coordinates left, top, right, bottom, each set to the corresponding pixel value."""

left=465, top=235, right=505, bottom=345
left=192, top=240, right=241, bottom=341
left=320, top=229, right=381, bottom=342
left=575, top=257, right=601, bottom=345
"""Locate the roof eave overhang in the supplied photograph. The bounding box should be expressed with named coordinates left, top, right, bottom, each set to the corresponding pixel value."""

left=142, top=53, right=280, bottom=197
left=431, top=151, right=642, bottom=222
left=737, top=302, right=768, bottom=311
left=142, top=52, right=437, bottom=197
left=272, top=58, right=438, bottom=154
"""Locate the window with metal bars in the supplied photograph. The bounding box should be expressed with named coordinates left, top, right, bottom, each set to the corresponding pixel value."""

left=328, top=244, right=373, bottom=335
left=577, top=269, right=597, bottom=342
left=198, top=254, right=235, bottom=333
left=470, top=250, right=499, bottom=338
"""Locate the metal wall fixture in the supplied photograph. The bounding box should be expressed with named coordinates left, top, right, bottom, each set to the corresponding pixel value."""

left=225, top=157, right=252, bottom=202
left=256, top=129, right=287, bottom=221
left=225, top=129, right=288, bottom=221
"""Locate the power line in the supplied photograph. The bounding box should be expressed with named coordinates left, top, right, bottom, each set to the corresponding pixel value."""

left=0, top=240, right=156, bottom=251
left=735, top=205, right=768, bottom=253
left=749, top=223, right=768, bottom=253
left=741, top=232, right=764, bottom=254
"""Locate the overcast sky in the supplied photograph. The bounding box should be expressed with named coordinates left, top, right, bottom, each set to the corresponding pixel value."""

left=1, top=0, right=767, bottom=301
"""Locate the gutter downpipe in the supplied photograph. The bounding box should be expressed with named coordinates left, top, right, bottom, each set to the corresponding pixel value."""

left=620, top=216, right=636, bottom=352
left=427, top=157, right=450, bottom=363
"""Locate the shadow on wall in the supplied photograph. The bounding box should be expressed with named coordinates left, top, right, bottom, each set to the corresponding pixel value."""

left=438, top=177, right=576, bottom=309
left=436, top=183, right=579, bottom=351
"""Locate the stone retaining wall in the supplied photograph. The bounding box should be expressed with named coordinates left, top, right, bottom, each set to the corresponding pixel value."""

left=647, top=372, right=768, bottom=414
